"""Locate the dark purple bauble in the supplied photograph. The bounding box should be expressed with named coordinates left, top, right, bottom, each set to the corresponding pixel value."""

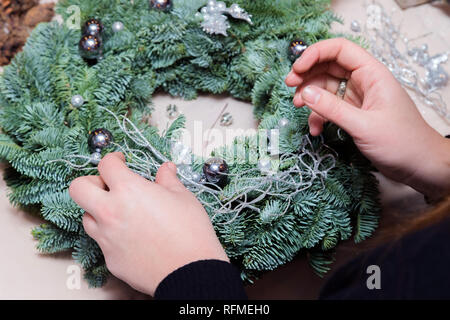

left=79, top=34, right=103, bottom=60
left=149, top=0, right=172, bottom=11
left=203, top=157, right=229, bottom=188
left=288, top=39, right=308, bottom=62
left=82, top=18, right=104, bottom=36
left=88, top=128, right=113, bottom=152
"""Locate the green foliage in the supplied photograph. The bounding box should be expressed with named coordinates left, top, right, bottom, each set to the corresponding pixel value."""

left=0, top=0, right=380, bottom=286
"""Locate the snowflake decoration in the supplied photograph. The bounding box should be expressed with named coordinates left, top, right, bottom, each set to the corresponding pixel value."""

left=197, top=0, right=253, bottom=36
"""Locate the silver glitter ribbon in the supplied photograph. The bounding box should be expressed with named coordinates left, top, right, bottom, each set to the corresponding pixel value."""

left=197, top=0, right=253, bottom=36
left=355, top=2, right=450, bottom=122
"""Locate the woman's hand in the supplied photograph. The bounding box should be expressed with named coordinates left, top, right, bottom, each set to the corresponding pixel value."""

left=69, top=152, right=229, bottom=296
left=285, top=38, right=450, bottom=201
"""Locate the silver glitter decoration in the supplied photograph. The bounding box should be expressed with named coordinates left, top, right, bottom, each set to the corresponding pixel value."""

left=71, top=95, right=84, bottom=107
left=177, top=163, right=202, bottom=183
left=350, top=20, right=361, bottom=33
left=191, top=172, right=202, bottom=183
left=278, top=118, right=290, bottom=128
left=258, top=157, right=272, bottom=175
left=50, top=106, right=337, bottom=224
left=199, top=0, right=253, bottom=36
left=112, top=21, right=124, bottom=32
left=356, top=2, right=450, bottom=122
left=171, top=141, right=191, bottom=165
left=166, top=104, right=179, bottom=119
left=408, top=44, right=449, bottom=90
left=220, top=112, right=233, bottom=126
left=90, top=152, right=102, bottom=164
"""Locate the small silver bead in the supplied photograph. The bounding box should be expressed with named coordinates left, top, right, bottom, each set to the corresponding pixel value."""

left=207, top=5, right=217, bottom=14
left=216, top=1, right=226, bottom=10
left=91, top=152, right=102, bottom=164
left=112, top=21, right=124, bottom=32
left=278, top=118, right=290, bottom=128
left=71, top=95, right=84, bottom=107
left=350, top=20, right=361, bottom=33
left=191, top=172, right=201, bottom=182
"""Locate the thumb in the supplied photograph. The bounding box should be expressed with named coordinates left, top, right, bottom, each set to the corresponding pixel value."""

left=155, top=162, right=185, bottom=191
left=301, top=85, right=365, bottom=135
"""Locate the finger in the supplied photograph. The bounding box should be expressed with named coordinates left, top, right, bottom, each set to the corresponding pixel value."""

left=293, top=38, right=376, bottom=75
left=69, top=176, right=109, bottom=216
left=155, top=162, right=185, bottom=192
left=82, top=212, right=99, bottom=238
left=285, top=70, right=303, bottom=87
left=308, top=112, right=327, bottom=136
left=286, top=61, right=350, bottom=87
left=97, top=152, right=134, bottom=189
left=293, top=74, right=340, bottom=107
left=84, top=175, right=108, bottom=190
left=301, top=85, right=366, bottom=135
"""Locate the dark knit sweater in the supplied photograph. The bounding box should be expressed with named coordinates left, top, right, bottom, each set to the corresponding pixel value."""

left=155, top=218, right=450, bottom=300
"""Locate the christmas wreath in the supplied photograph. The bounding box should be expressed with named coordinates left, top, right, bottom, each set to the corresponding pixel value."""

left=0, top=0, right=380, bottom=287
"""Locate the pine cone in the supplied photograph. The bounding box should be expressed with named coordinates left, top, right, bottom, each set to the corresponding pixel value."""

left=0, top=0, right=38, bottom=16
left=0, top=0, right=54, bottom=66
left=24, top=3, right=54, bottom=28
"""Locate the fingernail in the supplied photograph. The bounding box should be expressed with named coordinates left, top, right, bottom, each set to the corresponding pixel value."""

left=302, top=86, right=321, bottom=105
left=166, top=162, right=177, bottom=173
left=293, top=55, right=303, bottom=65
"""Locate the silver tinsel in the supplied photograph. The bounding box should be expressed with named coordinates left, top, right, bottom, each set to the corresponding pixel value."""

left=258, top=157, right=273, bottom=175
left=49, top=106, right=337, bottom=224
left=360, top=2, right=449, bottom=122
left=198, top=0, right=253, bottom=36
left=170, top=140, right=191, bottom=165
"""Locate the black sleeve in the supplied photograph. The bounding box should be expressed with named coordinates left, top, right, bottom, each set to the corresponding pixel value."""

left=154, top=260, right=248, bottom=300
left=319, top=217, right=450, bottom=299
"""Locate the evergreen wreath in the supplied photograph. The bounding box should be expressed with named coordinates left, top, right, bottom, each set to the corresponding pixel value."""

left=0, top=0, right=380, bottom=287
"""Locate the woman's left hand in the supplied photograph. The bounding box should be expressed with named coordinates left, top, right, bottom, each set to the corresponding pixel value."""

left=69, top=152, right=229, bottom=296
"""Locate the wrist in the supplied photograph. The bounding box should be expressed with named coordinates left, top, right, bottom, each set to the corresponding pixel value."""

left=407, top=136, right=450, bottom=202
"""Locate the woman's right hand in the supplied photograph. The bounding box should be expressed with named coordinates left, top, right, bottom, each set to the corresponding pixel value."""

left=285, top=38, right=450, bottom=201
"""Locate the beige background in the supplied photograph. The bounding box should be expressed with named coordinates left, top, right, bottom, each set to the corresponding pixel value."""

left=0, top=0, right=449, bottom=299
